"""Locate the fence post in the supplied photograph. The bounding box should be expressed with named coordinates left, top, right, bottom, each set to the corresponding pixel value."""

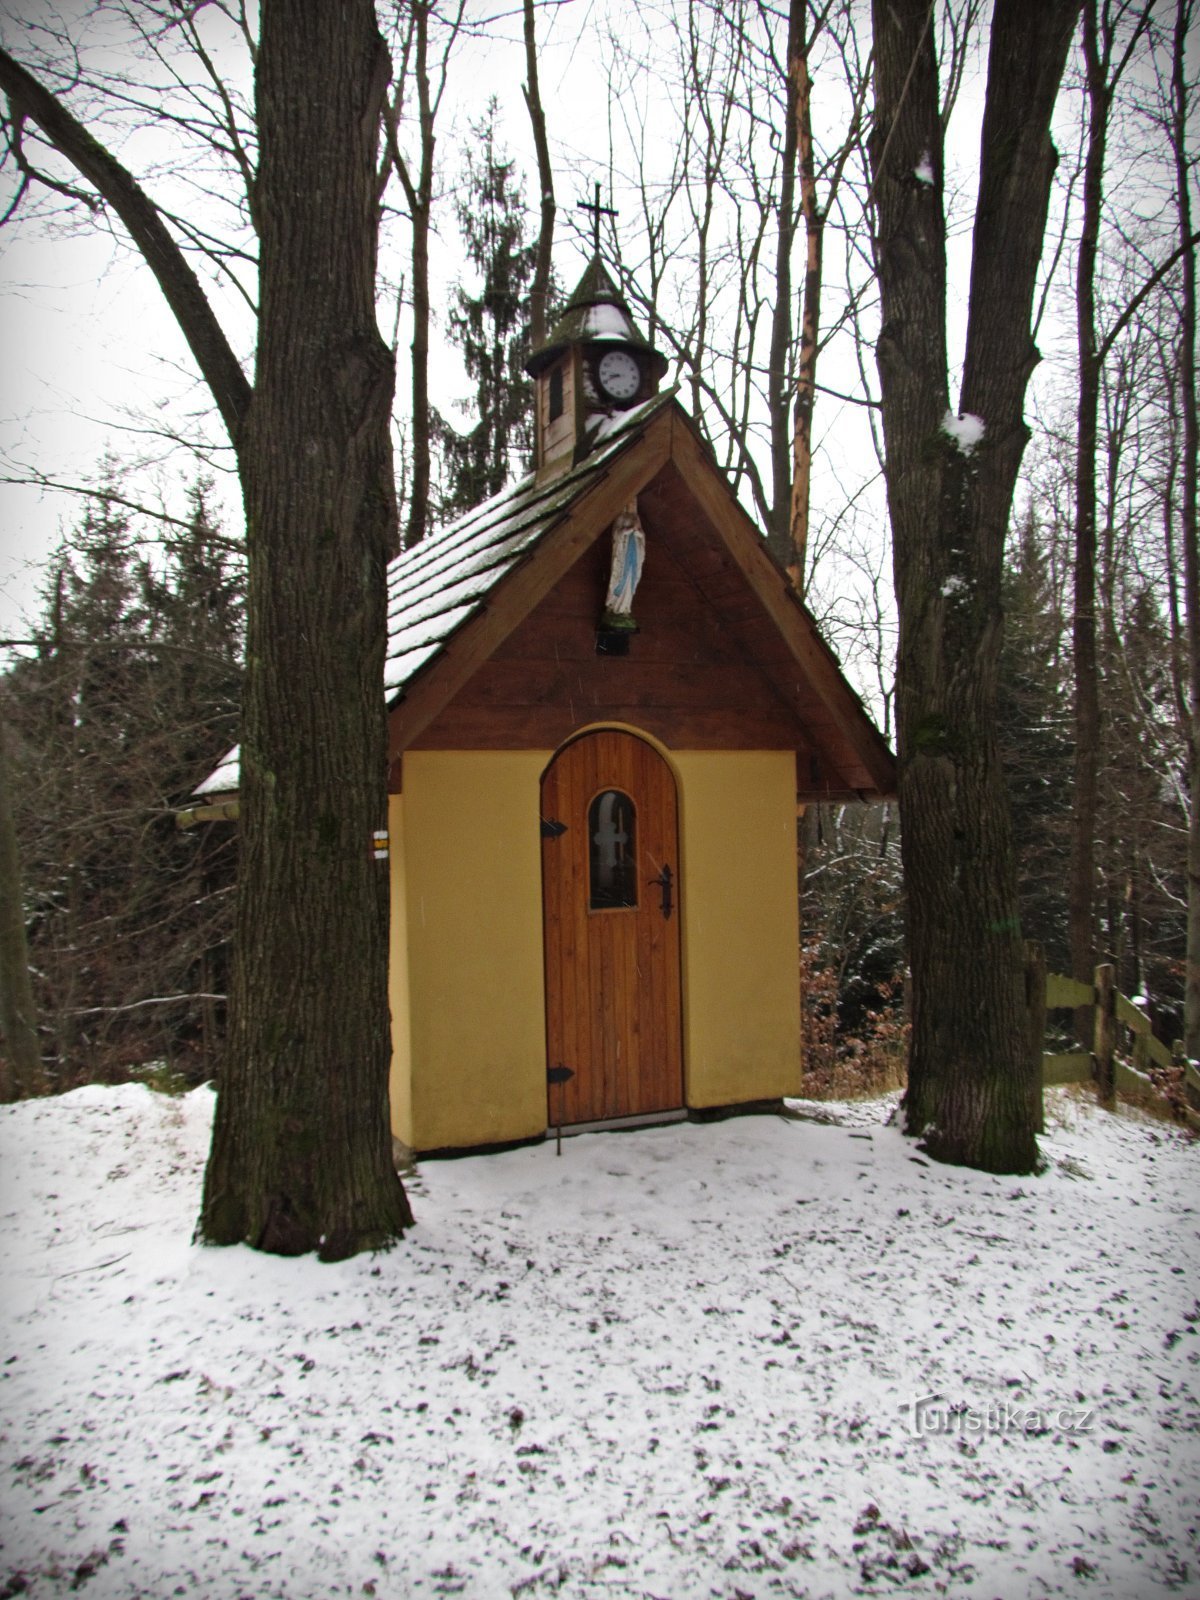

left=1024, top=940, right=1046, bottom=1132
left=1094, top=963, right=1116, bottom=1108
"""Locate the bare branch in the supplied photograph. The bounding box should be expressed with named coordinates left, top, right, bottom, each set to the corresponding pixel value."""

left=0, top=45, right=251, bottom=445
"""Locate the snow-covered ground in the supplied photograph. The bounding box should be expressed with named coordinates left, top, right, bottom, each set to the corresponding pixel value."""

left=0, top=1084, right=1197, bottom=1599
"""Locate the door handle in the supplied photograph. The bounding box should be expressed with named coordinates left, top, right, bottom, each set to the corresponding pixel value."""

left=648, top=864, right=673, bottom=920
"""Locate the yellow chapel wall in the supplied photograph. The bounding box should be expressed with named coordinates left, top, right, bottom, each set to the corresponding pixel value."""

left=397, top=750, right=549, bottom=1151
left=673, top=750, right=802, bottom=1106
left=386, top=792, right=414, bottom=1146
left=389, top=742, right=802, bottom=1152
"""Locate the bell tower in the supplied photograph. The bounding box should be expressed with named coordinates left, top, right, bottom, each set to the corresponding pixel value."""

left=525, top=256, right=669, bottom=479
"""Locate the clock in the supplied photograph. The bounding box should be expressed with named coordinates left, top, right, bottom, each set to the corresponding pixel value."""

left=596, top=348, right=641, bottom=404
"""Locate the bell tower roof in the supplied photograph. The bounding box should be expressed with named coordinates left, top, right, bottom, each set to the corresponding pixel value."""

left=525, top=255, right=668, bottom=381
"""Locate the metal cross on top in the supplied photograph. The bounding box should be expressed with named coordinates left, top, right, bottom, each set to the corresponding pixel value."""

left=576, top=181, right=617, bottom=255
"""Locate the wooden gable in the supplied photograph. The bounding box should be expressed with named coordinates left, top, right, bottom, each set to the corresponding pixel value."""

left=387, top=403, right=894, bottom=801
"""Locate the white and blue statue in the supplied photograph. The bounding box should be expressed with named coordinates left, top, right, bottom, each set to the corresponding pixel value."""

left=601, top=504, right=646, bottom=631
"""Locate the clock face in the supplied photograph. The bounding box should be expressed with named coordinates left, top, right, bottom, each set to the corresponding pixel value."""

left=596, top=348, right=641, bottom=403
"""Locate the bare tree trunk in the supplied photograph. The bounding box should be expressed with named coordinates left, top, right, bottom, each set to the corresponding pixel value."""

left=871, top=0, right=1079, bottom=1172
left=768, top=2, right=867, bottom=580
left=4, top=3, right=421, bottom=1256
left=403, top=2, right=434, bottom=550
left=200, top=0, right=412, bottom=1256
left=766, top=0, right=802, bottom=567
left=522, top=0, right=555, bottom=349
left=1171, top=0, right=1200, bottom=1059
left=1068, top=0, right=1106, bottom=1004
left=386, top=0, right=464, bottom=547
left=787, top=6, right=821, bottom=588
left=1068, top=1, right=1154, bottom=1042
left=0, top=713, right=41, bottom=1099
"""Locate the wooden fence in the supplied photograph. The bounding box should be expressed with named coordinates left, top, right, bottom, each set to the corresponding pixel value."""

left=1027, top=946, right=1200, bottom=1128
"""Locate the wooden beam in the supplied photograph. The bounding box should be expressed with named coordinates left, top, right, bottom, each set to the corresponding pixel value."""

left=666, top=413, right=896, bottom=797
left=176, top=799, right=239, bottom=829
left=414, top=702, right=829, bottom=753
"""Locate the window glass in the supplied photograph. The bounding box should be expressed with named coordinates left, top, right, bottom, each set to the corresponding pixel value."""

left=549, top=364, right=564, bottom=422
left=589, top=789, right=637, bottom=910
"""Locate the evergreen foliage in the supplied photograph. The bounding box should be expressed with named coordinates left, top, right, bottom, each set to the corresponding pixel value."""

left=991, top=500, right=1187, bottom=1042
left=1098, top=578, right=1186, bottom=1029
left=800, top=800, right=907, bottom=1093
left=2, top=482, right=242, bottom=1088
left=996, top=513, right=1075, bottom=975
left=436, top=100, right=536, bottom=521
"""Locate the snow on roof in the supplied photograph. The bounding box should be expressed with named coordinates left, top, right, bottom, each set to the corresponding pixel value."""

left=580, top=302, right=635, bottom=339
left=193, top=394, right=672, bottom=799
left=194, top=749, right=240, bottom=798
left=383, top=393, right=667, bottom=699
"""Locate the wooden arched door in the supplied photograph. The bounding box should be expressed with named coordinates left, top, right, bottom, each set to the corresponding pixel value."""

left=541, top=730, right=684, bottom=1127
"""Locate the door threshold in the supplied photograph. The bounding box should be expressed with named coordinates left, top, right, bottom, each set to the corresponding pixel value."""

left=554, top=1108, right=688, bottom=1138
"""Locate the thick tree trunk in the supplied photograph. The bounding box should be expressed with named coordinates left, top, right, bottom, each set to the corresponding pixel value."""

left=871, top=0, right=1079, bottom=1172
left=200, top=0, right=412, bottom=1258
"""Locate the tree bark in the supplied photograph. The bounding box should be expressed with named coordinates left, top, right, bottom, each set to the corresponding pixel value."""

left=0, top=712, right=41, bottom=1099
left=0, top=7, right=413, bottom=1254
left=870, top=0, right=1079, bottom=1172
left=522, top=0, right=555, bottom=350
left=400, top=2, right=434, bottom=550
left=787, top=6, right=822, bottom=589
left=1171, top=0, right=1200, bottom=1060
left=1068, top=0, right=1106, bottom=1007
left=1068, top=1, right=1155, bottom=1038
left=766, top=0, right=802, bottom=568
left=200, top=0, right=412, bottom=1257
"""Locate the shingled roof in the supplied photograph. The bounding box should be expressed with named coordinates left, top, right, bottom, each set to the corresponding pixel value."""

left=524, top=255, right=668, bottom=380
left=194, top=395, right=672, bottom=799
left=194, top=391, right=895, bottom=804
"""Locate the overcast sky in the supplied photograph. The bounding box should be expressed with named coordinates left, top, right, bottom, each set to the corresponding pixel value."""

left=0, top=0, right=1029, bottom=714
left=0, top=1, right=606, bottom=643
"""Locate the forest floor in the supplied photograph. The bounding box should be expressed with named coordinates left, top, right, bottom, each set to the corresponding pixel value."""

left=0, top=1082, right=1197, bottom=1599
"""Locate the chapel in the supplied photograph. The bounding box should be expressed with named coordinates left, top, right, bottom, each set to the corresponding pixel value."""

left=194, top=255, right=895, bottom=1153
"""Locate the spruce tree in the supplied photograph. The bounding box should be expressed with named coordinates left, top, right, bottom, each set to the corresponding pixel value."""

left=996, top=514, right=1074, bottom=974
left=1099, top=583, right=1186, bottom=1013
left=3, top=484, right=242, bottom=1087
left=437, top=100, right=536, bottom=520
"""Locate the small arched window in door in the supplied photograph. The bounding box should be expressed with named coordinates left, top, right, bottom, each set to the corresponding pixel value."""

left=589, top=789, right=637, bottom=910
